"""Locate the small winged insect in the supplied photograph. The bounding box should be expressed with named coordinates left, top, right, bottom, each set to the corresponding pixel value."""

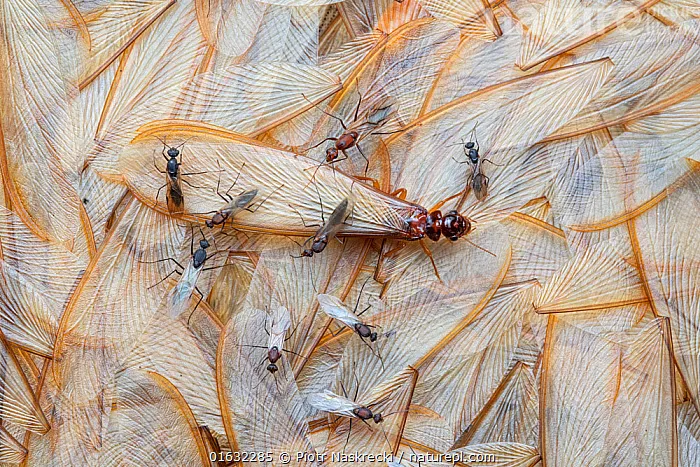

left=308, top=368, right=397, bottom=452
left=240, top=306, right=302, bottom=375
left=143, top=228, right=221, bottom=323
left=303, top=88, right=396, bottom=175
left=203, top=163, right=259, bottom=229
left=308, top=390, right=385, bottom=426
left=316, top=280, right=385, bottom=366
left=153, top=137, right=207, bottom=214
left=452, top=125, right=502, bottom=201
left=291, top=190, right=353, bottom=259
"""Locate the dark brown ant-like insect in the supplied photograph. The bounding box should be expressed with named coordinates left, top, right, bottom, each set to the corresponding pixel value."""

left=308, top=363, right=398, bottom=452
left=452, top=125, right=502, bottom=201
left=204, top=162, right=258, bottom=229
left=238, top=307, right=305, bottom=376
left=317, top=278, right=386, bottom=368
left=153, top=137, right=208, bottom=214
left=140, top=227, right=224, bottom=324
left=200, top=162, right=280, bottom=232
left=290, top=183, right=353, bottom=259
left=302, top=86, right=397, bottom=176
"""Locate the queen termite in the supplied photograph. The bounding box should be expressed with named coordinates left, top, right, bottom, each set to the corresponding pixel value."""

left=153, top=137, right=208, bottom=215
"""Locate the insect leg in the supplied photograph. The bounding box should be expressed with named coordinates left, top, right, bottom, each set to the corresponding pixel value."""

left=428, top=192, right=462, bottom=212
left=356, top=305, right=372, bottom=317
left=354, top=145, right=370, bottom=176
left=344, top=418, right=353, bottom=453
left=147, top=269, right=178, bottom=290
left=153, top=156, right=166, bottom=174
left=301, top=93, right=347, bottom=130
left=247, top=183, right=284, bottom=213
left=313, top=181, right=326, bottom=225
left=225, top=162, right=245, bottom=199
left=390, top=188, right=407, bottom=199
left=155, top=183, right=167, bottom=202
left=139, top=257, right=185, bottom=270
left=419, top=239, right=443, bottom=283
left=353, top=80, right=362, bottom=123
left=353, top=176, right=381, bottom=190
left=187, top=287, right=205, bottom=325
left=288, top=205, right=321, bottom=229
left=214, top=164, right=229, bottom=203
left=353, top=277, right=371, bottom=314
left=181, top=178, right=206, bottom=189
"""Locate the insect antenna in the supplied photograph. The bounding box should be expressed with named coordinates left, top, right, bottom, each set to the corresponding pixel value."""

left=353, top=276, right=372, bottom=314
left=353, top=78, right=363, bottom=123
left=379, top=423, right=394, bottom=453
left=465, top=238, right=496, bottom=257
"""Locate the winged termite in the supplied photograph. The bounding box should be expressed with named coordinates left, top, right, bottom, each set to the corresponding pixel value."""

left=303, top=89, right=396, bottom=175
left=292, top=192, right=354, bottom=259
left=308, top=366, right=406, bottom=453
left=153, top=138, right=209, bottom=214
left=219, top=307, right=319, bottom=463
left=318, top=293, right=378, bottom=342
left=309, top=390, right=385, bottom=424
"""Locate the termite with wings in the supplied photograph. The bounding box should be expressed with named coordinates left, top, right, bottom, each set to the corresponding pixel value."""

left=307, top=370, right=398, bottom=452
left=290, top=182, right=353, bottom=258
left=203, top=162, right=259, bottom=229
left=241, top=306, right=302, bottom=375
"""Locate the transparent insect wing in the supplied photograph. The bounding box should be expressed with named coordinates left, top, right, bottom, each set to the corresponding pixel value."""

left=306, top=390, right=359, bottom=418
left=99, top=370, right=211, bottom=466
left=167, top=260, right=203, bottom=319
left=182, top=63, right=342, bottom=136
left=219, top=307, right=317, bottom=462
left=268, top=306, right=292, bottom=352
left=79, top=1, right=177, bottom=88
left=387, top=58, right=613, bottom=216
left=317, top=294, right=362, bottom=328
left=119, top=135, right=424, bottom=239
left=165, top=174, right=184, bottom=214
left=319, top=197, right=354, bottom=240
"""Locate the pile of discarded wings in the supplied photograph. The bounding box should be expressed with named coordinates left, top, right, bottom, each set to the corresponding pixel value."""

left=0, top=0, right=697, bottom=465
